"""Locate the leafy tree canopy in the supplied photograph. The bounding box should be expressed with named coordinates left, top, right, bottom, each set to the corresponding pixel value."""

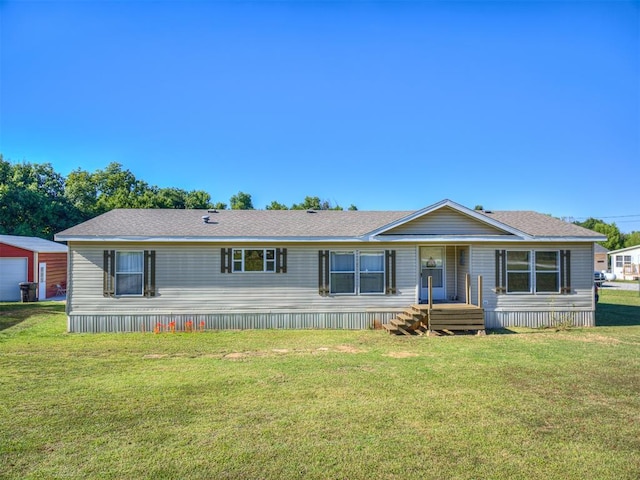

left=574, top=218, right=624, bottom=251
left=291, top=196, right=343, bottom=211
left=230, top=191, right=254, bottom=210
left=624, top=231, right=640, bottom=248
left=0, top=155, right=83, bottom=239
left=1, top=156, right=359, bottom=240
left=266, top=200, right=288, bottom=210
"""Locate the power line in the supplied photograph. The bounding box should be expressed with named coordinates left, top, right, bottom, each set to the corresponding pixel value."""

left=573, top=214, right=640, bottom=220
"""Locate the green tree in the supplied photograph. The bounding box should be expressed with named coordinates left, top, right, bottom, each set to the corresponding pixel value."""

left=624, top=231, right=640, bottom=248
left=230, top=191, right=254, bottom=210
left=291, top=196, right=343, bottom=211
left=65, top=168, right=99, bottom=216
left=0, top=157, right=83, bottom=239
left=266, top=200, right=289, bottom=210
left=185, top=190, right=213, bottom=209
left=575, top=218, right=624, bottom=251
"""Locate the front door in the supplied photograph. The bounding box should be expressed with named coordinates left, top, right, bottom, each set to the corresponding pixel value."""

left=38, top=262, right=47, bottom=300
left=420, top=246, right=445, bottom=302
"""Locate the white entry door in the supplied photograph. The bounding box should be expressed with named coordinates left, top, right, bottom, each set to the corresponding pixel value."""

left=420, top=246, right=445, bottom=301
left=39, top=263, right=47, bottom=300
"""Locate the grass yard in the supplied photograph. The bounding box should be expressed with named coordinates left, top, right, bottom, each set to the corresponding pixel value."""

left=1, top=291, right=639, bottom=480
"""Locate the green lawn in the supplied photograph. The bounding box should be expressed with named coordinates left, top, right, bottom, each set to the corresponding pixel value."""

left=1, top=291, right=639, bottom=480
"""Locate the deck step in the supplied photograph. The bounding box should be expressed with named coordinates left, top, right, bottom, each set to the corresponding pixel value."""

left=392, top=318, right=412, bottom=327
left=383, top=304, right=485, bottom=335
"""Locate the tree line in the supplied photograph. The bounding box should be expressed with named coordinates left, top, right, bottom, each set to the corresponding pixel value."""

left=0, top=156, right=356, bottom=240
left=1, top=156, right=638, bottom=248
left=572, top=218, right=640, bottom=251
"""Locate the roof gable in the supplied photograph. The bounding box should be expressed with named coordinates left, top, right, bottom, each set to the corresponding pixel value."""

left=376, top=205, right=517, bottom=237
left=369, top=199, right=525, bottom=238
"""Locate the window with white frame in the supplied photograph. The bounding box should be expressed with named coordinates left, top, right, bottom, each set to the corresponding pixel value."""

left=115, top=251, right=144, bottom=295
left=232, top=249, right=276, bottom=272
left=506, top=251, right=531, bottom=293
left=359, top=251, right=385, bottom=294
left=535, top=251, right=560, bottom=293
left=505, top=250, right=561, bottom=294
left=330, top=251, right=356, bottom=294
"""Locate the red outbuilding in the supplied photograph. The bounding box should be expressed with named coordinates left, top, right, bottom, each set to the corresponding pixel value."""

left=0, top=235, right=68, bottom=301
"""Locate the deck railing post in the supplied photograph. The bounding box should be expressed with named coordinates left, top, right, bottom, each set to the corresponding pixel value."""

left=477, top=275, right=483, bottom=308
left=465, top=273, right=471, bottom=305
left=428, top=276, right=432, bottom=310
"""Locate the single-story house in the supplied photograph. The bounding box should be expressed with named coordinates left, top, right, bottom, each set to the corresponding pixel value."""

left=54, top=199, right=605, bottom=333
left=594, top=243, right=608, bottom=272
left=0, top=234, right=68, bottom=301
left=608, top=245, right=640, bottom=280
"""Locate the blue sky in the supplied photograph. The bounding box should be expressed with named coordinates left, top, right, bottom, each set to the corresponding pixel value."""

left=1, top=1, right=639, bottom=231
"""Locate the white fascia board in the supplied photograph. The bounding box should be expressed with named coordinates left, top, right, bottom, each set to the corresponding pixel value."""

left=367, top=235, right=526, bottom=243
left=367, top=235, right=605, bottom=243
left=607, top=245, right=640, bottom=254
left=56, top=235, right=370, bottom=243
left=364, top=199, right=531, bottom=238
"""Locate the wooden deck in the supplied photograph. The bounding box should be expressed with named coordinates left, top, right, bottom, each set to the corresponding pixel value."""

left=382, top=303, right=485, bottom=336
left=382, top=274, right=486, bottom=336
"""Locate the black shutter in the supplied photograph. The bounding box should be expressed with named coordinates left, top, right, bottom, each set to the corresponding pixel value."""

left=318, top=250, right=329, bottom=296
left=560, top=250, right=571, bottom=293
left=221, top=248, right=232, bottom=273
left=276, top=248, right=287, bottom=273
left=385, top=250, right=397, bottom=294
left=495, top=250, right=506, bottom=293
left=103, top=250, right=115, bottom=297
left=144, top=250, right=156, bottom=297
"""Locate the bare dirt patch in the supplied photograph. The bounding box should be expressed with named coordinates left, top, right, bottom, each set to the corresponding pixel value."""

left=223, top=352, right=249, bottom=360
left=384, top=351, right=419, bottom=358
left=334, top=345, right=366, bottom=354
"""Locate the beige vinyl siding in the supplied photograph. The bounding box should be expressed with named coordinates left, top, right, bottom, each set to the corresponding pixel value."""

left=455, top=246, right=471, bottom=302
left=66, top=240, right=597, bottom=332
left=470, top=242, right=595, bottom=327
left=383, top=206, right=511, bottom=236
left=67, top=242, right=417, bottom=316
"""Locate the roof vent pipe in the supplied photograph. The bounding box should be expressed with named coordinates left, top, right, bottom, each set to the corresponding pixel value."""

left=202, top=215, right=210, bottom=224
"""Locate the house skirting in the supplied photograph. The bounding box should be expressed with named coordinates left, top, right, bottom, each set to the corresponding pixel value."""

left=67, top=309, right=596, bottom=333
left=485, top=310, right=595, bottom=329
left=67, top=311, right=401, bottom=333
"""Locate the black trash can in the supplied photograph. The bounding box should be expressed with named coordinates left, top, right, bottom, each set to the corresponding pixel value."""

left=19, top=282, right=38, bottom=302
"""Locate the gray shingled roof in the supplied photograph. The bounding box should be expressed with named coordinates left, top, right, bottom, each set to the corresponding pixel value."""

left=56, top=209, right=413, bottom=238
left=480, top=211, right=604, bottom=238
left=55, top=206, right=603, bottom=240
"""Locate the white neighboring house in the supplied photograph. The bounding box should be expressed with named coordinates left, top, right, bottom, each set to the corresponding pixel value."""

left=608, top=245, right=640, bottom=280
